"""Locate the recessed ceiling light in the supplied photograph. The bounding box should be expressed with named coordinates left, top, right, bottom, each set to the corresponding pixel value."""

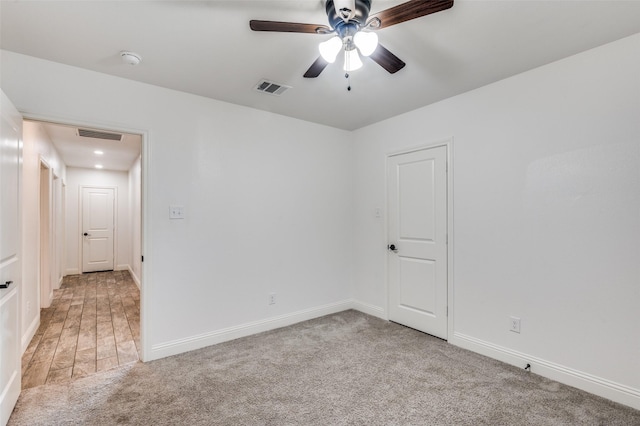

left=95, top=164, right=103, bottom=169
left=94, top=150, right=104, bottom=155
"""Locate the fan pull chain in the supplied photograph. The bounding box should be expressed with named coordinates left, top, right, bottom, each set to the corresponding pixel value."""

left=345, top=72, right=352, bottom=91
left=344, top=49, right=352, bottom=91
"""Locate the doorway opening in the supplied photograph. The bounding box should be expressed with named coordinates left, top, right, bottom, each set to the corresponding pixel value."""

left=21, top=119, right=145, bottom=389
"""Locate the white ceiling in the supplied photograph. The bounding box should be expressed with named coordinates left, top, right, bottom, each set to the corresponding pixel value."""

left=2, top=1, right=640, bottom=132
left=35, top=121, right=141, bottom=172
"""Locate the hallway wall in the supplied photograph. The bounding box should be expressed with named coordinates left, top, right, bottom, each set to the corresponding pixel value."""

left=128, top=155, right=142, bottom=287
left=21, top=121, right=66, bottom=350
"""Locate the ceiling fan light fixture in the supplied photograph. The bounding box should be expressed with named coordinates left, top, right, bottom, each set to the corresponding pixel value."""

left=319, top=36, right=343, bottom=63
left=344, top=48, right=363, bottom=72
left=353, top=31, right=378, bottom=57
left=250, top=0, right=453, bottom=78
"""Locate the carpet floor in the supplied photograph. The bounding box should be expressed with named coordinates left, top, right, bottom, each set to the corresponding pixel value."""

left=8, top=310, right=640, bottom=425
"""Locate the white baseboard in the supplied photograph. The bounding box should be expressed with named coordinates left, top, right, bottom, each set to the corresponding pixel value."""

left=21, top=315, right=40, bottom=354
left=116, top=264, right=129, bottom=271
left=135, top=297, right=640, bottom=411
left=352, top=300, right=386, bottom=320
left=53, top=275, right=62, bottom=290
left=65, top=268, right=80, bottom=276
left=450, top=332, right=640, bottom=411
left=127, top=265, right=141, bottom=290
left=149, top=299, right=354, bottom=361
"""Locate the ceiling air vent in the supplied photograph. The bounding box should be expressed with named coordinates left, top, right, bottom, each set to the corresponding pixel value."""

left=254, top=80, right=291, bottom=96
left=77, top=128, right=123, bottom=141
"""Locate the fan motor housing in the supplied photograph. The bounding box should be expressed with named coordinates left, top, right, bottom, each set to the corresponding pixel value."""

left=326, top=0, right=371, bottom=29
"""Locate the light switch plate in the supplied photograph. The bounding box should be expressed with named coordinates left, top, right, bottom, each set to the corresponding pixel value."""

left=169, top=205, right=185, bottom=219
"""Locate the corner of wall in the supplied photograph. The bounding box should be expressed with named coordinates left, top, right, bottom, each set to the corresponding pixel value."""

left=147, top=299, right=354, bottom=361
left=128, top=265, right=141, bottom=290
left=352, top=300, right=386, bottom=320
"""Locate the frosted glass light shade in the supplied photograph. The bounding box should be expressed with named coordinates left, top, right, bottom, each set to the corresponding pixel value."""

left=319, top=36, right=343, bottom=63
left=354, top=31, right=378, bottom=57
left=344, top=49, right=363, bottom=72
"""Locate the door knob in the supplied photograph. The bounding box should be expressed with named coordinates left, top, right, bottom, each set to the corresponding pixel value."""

left=0, top=280, right=13, bottom=289
left=83, top=232, right=90, bottom=236
left=387, top=244, right=398, bottom=253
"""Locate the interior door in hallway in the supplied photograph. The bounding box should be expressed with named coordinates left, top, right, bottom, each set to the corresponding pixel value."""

left=82, top=187, right=115, bottom=272
left=0, top=91, right=22, bottom=425
left=387, top=145, right=448, bottom=339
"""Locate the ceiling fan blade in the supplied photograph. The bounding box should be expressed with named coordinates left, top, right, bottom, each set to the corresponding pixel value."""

left=304, top=57, right=330, bottom=78
left=250, top=20, right=332, bottom=34
left=369, top=0, right=453, bottom=29
left=369, top=44, right=406, bottom=74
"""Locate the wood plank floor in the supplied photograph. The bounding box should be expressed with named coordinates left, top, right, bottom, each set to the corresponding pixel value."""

left=21, top=270, right=140, bottom=389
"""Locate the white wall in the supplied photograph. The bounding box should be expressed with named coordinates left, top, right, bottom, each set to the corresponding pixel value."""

left=21, top=121, right=66, bottom=350
left=4, top=31, right=638, bottom=410
left=0, top=49, right=355, bottom=361
left=353, top=33, right=640, bottom=408
left=64, top=167, right=131, bottom=275
left=128, top=155, right=142, bottom=287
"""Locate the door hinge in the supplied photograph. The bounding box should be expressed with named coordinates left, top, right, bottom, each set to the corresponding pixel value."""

left=141, top=255, right=144, bottom=262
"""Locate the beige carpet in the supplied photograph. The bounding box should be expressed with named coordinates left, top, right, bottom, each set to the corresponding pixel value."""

left=8, top=310, right=640, bottom=425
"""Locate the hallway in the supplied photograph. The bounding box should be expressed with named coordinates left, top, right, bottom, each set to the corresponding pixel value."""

left=21, top=270, right=140, bottom=389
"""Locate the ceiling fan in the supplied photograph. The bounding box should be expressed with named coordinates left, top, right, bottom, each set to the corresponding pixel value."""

left=250, top=0, right=454, bottom=78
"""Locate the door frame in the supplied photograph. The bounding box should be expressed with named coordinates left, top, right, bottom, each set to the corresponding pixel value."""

left=60, top=180, right=66, bottom=288
left=38, top=157, right=53, bottom=309
left=52, top=171, right=62, bottom=290
left=79, top=185, right=117, bottom=273
left=385, top=137, right=455, bottom=341
left=23, top=112, right=150, bottom=362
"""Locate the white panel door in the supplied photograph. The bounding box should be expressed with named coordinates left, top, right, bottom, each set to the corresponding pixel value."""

left=82, top=187, right=115, bottom=272
left=0, top=91, right=22, bottom=425
left=387, top=145, right=448, bottom=339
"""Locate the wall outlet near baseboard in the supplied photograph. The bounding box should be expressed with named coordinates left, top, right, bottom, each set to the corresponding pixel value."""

left=510, top=316, right=521, bottom=333
left=169, top=204, right=185, bottom=219
left=269, top=293, right=276, bottom=305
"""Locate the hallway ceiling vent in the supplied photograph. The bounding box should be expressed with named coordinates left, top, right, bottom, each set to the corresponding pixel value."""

left=77, top=128, right=123, bottom=141
left=254, top=79, right=291, bottom=96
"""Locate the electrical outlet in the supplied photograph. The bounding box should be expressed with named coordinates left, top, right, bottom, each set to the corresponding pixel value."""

left=510, top=316, right=521, bottom=333
left=269, top=293, right=276, bottom=305
left=169, top=205, right=185, bottom=219
left=26, top=300, right=31, bottom=314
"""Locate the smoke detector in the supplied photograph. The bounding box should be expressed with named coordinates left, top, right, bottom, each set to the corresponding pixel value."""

left=120, top=51, right=142, bottom=66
